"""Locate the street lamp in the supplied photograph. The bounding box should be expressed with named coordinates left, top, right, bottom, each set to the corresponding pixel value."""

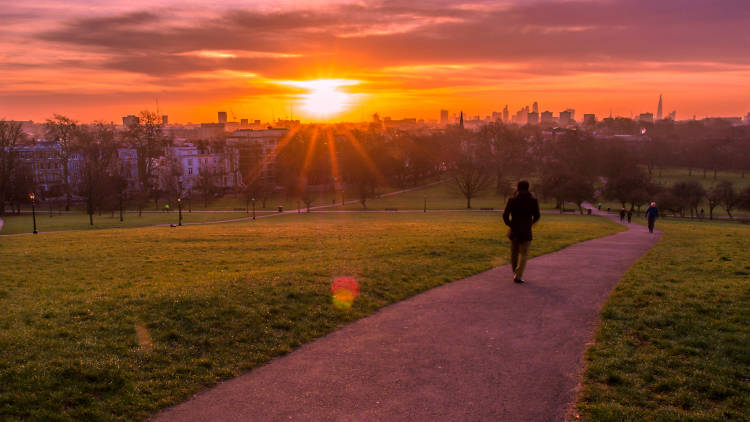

left=177, top=197, right=183, bottom=226
left=424, top=196, right=427, bottom=213
left=177, top=177, right=183, bottom=226
left=29, top=193, right=38, bottom=234
left=252, top=197, right=256, bottom=220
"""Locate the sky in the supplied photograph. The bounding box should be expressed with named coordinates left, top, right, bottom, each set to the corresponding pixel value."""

left=1, top=0, right=749, bottom=123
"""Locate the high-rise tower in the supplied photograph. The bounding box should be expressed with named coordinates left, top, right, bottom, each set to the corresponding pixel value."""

left=657, top=94, right=663, bottom=121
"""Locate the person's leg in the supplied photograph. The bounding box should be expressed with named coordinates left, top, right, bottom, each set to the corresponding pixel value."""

left=648, top=217, right=655, bottom=233
left=510, top=239, right=520, bottom=278
left=515, top=241, right=531, bottom=280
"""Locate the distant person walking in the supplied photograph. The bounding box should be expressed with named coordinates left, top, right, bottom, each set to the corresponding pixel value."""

left=503, top=180, right=541, bottom=284
left=626, top=209, right=632, bottom=224
left=645, top=202, right=659, bottom=233
left=619, top=207, right=626, bottom=223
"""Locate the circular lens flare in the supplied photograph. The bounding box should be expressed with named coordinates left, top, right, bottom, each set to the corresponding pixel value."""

left=331, top=276, right=359, bottom=310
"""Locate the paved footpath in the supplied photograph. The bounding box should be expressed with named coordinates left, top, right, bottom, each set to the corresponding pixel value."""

left=153, top=211, right=661, bottom=422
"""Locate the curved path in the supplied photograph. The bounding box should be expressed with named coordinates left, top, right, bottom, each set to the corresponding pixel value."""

left=155, top=211, right=660, bottom=421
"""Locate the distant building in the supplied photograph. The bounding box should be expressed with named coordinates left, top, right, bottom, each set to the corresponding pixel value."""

left=491, top=111, right=502, bottom=121
left=199, top=123, right=226, bottom=139
left=513, top=107, right=528, bottom=125
left=656, top=94, right=663, bottom=121
left=503, top=105, right=509, bottom=122
left=240, top=119, right=249, bottom=128
left=541, top=111, right=554, bottom=125
left=559, top=109, right=575, bottom=126
left=122, top=115, right=139, bottom=128
left=15, top=141, right=83, bottom=196
left=218, top=111, right=228, bottom=124
left=527, top=112, right=539, bottom=126
left=161, top=115, right=169, bottom=125
left=638, top=112, right=654, bottom=123
left=532, top=101, right=539, bottom=114
left=583, top=114, right=596, bottom=126
left=440, top=109, right=450, bottom=125
left=226, top=128, right=290, bottom=182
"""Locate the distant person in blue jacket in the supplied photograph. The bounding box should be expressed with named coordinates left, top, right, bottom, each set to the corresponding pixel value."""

left=645, top=202, right=659, bottom=233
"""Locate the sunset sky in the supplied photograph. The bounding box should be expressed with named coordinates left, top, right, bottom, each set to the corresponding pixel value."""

left=1, top=0, right=749, bottom=123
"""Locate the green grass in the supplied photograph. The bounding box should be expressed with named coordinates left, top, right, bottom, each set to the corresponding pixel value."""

left=334, top=180, right=561, bottom=211
left=577, top=218, right=750, bottom=420
left=652, top=167, right=750, bottom=190
left=0, top=212, right=621, bottom=421
left=0, top=211, right=273, bottom=235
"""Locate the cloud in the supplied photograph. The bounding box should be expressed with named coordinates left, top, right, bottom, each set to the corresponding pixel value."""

left=3, top=0, right=750, bottom=120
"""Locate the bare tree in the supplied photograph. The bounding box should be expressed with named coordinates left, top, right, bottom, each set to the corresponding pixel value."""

left=45, top=115, right=77, bottom=210
left=714, top=181, right=739, bottom=219
left=0, top=120, right=25, bottom=215
left=705, top=184, right=722, bottom=220
left=76, top=123, right=117, bottom=225
left=452, top=154, right=492, bottom=209
left=670, top=181, right=705, bottom=218
left=122, top=110, right=167, bottom=210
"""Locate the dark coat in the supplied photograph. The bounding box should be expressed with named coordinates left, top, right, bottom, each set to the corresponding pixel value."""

left=645, top=206, right=659, bottom=220
left=503, top=191, right=541, bottom=242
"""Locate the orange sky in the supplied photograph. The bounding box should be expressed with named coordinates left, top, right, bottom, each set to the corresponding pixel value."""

left=1, top=0, right=749, bottom=123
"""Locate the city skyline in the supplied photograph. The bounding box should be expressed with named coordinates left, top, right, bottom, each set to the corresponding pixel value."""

left=1, top=0, right=750, bottom=123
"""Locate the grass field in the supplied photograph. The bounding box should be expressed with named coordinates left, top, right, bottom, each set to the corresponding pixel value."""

left=595, top=167, right=750, bottom=218
left=577, top=218, right=750, bottom=420
left=653, top=167, right=750, bottom=190
left=0, top=211, right=273, bottom=235
left=0, top=212, right=621, bottom=421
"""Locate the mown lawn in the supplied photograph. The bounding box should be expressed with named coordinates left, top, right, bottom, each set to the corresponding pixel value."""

left=578, top=219, right=750, bottom=420
left=0, top=211, right=275, bottom=235
left=334, top=179, right=561, bottom=211
left=0, top=212, right=620, bottom=421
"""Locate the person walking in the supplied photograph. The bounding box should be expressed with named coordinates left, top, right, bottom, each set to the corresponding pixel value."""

left=626, top=209, right=632, bottom=224
left=503, top=180, right=541, bottom=284
left=619, top=207, right=626, bottom=223
left=645, top=202, right=659, bottom=233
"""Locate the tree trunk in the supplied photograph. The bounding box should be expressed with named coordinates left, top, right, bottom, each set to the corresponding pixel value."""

left=466, top=196, right=471, bottom=209
left=89, top=212, right=94, bottom=226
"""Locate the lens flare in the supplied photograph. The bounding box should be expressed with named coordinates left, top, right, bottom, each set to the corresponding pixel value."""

left=331, top=276, right=359, bottom=310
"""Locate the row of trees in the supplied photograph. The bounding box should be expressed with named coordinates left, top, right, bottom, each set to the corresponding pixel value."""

left=4, top=115, right=750, bottom=218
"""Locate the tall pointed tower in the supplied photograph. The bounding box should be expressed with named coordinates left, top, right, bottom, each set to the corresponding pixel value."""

left=459, top=111, right=464, bottom=129
left=657, top=94, right=663, bottom=121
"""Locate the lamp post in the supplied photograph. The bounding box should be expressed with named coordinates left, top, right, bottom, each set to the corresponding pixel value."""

left=177, top=177, right=183, bottom=226
left=252, top=197, right=256, bottom=220
left=29, top=193, right=37, bottom=234
left=177, top=197, right=183, bottom=226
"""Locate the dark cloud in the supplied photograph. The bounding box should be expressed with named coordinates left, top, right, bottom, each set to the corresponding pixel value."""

left=32, top=0, right=750, bottom=79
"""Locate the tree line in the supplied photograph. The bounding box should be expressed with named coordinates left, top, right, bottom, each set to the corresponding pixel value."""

left=3, top=116, right=750, bottom=219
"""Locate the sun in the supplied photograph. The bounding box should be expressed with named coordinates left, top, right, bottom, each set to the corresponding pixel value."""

left=277, top=79, right=361, bottom=119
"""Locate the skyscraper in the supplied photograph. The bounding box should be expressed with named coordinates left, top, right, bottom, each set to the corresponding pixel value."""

left=440, top=109, right=449, bottom=125
left=532, top=101, right=539, bottom=114
left=161, top=115, right=168, bottom=125
left=122, top=115, right=139, bottom=127
left=541, top=111, right=554, bottom=125
left=503, top=105, right=509, bottom=122
left=459, top=111, right=464, bottom=129
left=218, top=111, right=228, bottom=124
left=657, top=94, right=663, bottom=121
left=527, top=112, right=539, bottom=125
